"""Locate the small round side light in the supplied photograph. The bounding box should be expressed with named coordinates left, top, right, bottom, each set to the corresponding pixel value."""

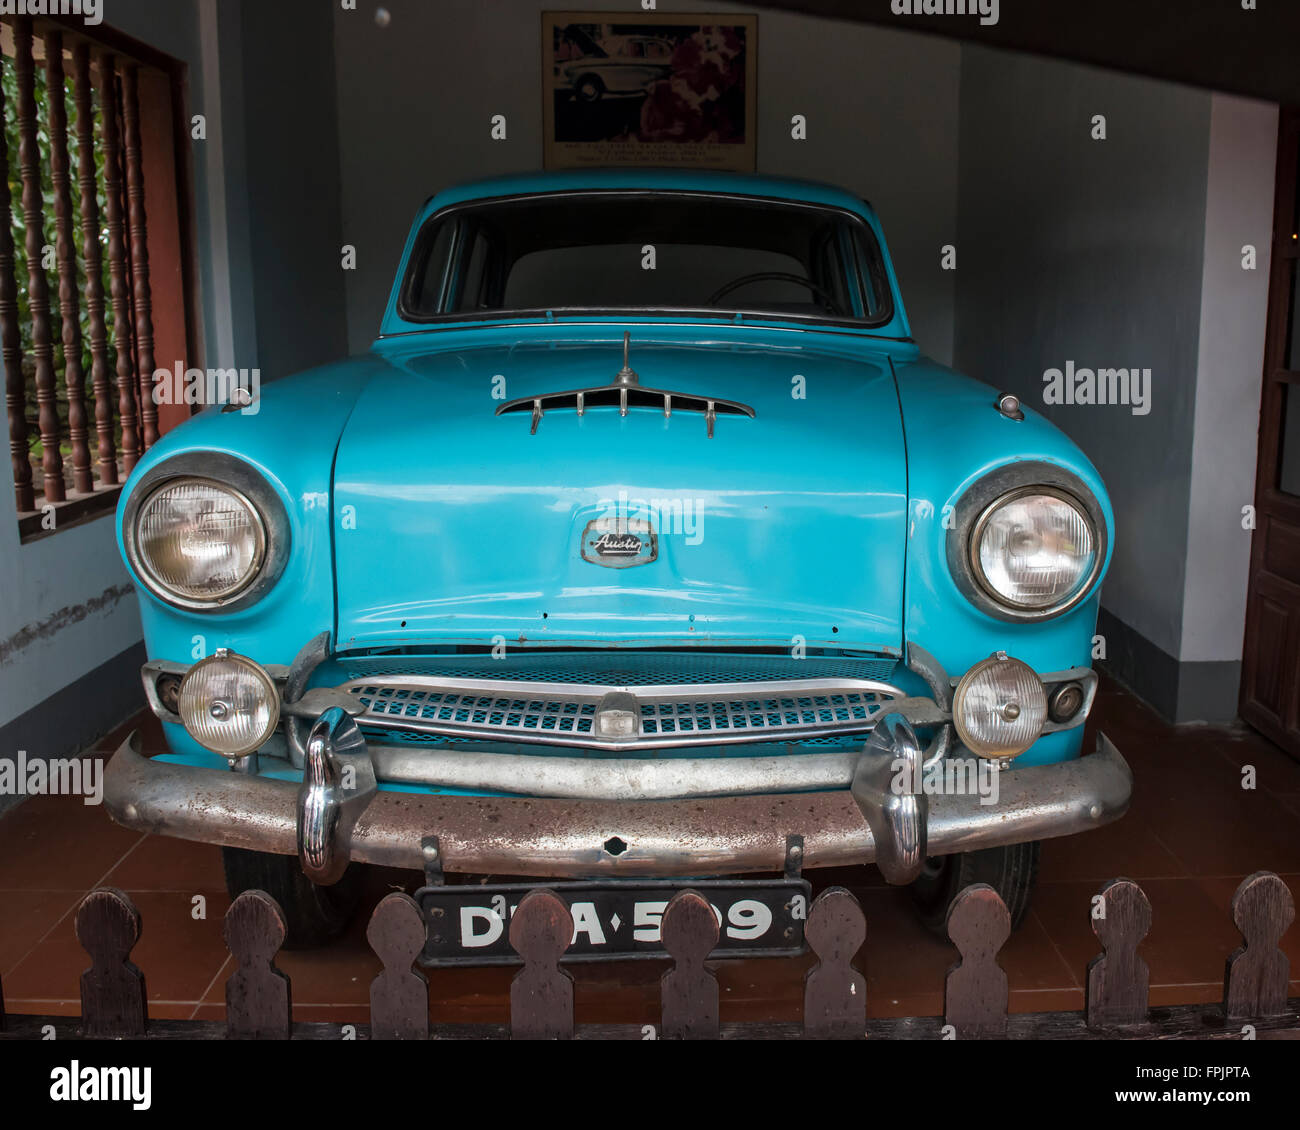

left=952, top=653, right=1047, bottom=760
left=178, top=649, right=279, bottom=759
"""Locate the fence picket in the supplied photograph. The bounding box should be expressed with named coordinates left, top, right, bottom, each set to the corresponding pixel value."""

left=1086, top=878, right=1151, bottom=1028
left=75, top=887, right=147, bottom=1038
left=1, top=868, right=1295, bottom=1041
left=944, top=883, right=1010, bottom=1038
left=803, top=886, right=867, bottom=1039
left=508, top=888, right=574, bottom=1039
left=367, top=892, right=429, bottom=1040
left=224, top=890, right=292, bottom=1039
left=660, top=888, right=720, bottom=1039
left=1224, top=871, right=1294, bottom=1020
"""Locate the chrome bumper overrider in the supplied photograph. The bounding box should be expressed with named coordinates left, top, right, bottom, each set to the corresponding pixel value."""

left=104, top=721, right=1132, bottom=884
left=340, top=674, right=928, bottom=751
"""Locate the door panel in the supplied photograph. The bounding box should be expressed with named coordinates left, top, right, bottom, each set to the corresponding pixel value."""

left=1243, top=583, right=1293, bottom=727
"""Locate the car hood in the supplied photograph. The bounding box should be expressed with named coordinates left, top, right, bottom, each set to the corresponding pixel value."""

left=332, top=327, right=908, bottom=653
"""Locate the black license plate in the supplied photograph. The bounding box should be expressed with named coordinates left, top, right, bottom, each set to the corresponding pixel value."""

left=415, top=878, right=812, bottom=966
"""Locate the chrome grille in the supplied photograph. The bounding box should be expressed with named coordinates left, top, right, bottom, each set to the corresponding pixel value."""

left=361, top=689, right=597, bottom=735
left=345, top=676, right=906, bottom=751
left=640, top=691, right=884, bottom=736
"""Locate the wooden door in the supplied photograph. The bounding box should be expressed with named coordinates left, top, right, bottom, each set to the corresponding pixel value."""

left=1241, top=109, right=1300, bottom=758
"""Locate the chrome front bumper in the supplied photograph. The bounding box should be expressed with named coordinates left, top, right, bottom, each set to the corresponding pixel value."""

left=103, top=721, right=1132, bottom=882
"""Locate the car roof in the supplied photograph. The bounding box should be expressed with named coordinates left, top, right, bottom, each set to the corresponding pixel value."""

left=425, top=169, right=878, bottom=220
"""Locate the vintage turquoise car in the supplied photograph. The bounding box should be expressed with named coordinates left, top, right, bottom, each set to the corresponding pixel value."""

left=104, top=170, right=1131, bottom=953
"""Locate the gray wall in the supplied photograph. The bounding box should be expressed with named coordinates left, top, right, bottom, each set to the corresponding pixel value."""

left=239, top=0, right=349, bottom=375
left=1181, top=94, right=1276, bottom=666
left=954, top=47, right=1211, bottom=660
left=188, top=0, right=349, bottom=378
left=952, top=47, right=1275, bottom=720
left=331, top=0, right=960, bottom=360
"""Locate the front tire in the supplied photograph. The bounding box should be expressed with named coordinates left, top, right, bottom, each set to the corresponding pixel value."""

left=908, top=841, right=1041, bottom=935
left=222, top=847, right=365, bottom=948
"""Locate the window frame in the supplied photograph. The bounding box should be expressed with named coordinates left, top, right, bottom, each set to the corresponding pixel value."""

left=395, top=189, right=899, bottom=332
left=2, top=14, right=199, bottom=543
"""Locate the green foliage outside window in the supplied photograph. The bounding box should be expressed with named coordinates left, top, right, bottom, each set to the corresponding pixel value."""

left=2, top=55, right=121, bottom=480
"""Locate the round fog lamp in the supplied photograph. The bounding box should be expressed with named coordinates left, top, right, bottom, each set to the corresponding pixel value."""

left=178, top=649, right=279, bottom=759
left=952, top=653, right=1047, bottom=760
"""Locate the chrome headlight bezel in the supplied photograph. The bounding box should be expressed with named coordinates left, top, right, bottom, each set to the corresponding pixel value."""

left=946, top=462, right=1108, bottom=623
left=135, top=476, right=267, bottom=605
left=121, top=452, right=291, bottom=613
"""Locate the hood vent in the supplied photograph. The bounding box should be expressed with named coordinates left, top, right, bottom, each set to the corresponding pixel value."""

left=495, top=332, right=756, bottom=438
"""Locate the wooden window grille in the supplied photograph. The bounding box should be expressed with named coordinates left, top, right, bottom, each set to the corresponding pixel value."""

left=0, top=14, right=195, bottom=541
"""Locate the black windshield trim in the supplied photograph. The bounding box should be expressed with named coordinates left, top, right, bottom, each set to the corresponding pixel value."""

left=395, top=189, right=897, bottom=330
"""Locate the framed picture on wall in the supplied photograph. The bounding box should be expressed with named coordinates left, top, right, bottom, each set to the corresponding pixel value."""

left=542, top=11, right=757, bottom=171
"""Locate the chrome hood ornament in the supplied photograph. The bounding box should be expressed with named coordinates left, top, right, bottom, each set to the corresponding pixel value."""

left=614, top=331, right=640, bottom=387
left=495, top=331, right=756, bottom=438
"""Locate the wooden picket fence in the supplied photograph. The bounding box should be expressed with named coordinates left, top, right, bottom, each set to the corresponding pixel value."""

left=0, top=871, right=1295, bottom=1040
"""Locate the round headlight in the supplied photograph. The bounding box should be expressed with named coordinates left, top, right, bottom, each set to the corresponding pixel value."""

left=972, top=488, right=1098, bottom=613
left=134, top=478, right=266, bottom=606
left=952, top=653, right=1047, bottom=760
left=178, top=650, right=279, bottom=759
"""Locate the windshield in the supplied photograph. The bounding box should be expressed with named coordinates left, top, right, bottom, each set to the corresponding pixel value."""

left=399, top=191, right=894, bottom=326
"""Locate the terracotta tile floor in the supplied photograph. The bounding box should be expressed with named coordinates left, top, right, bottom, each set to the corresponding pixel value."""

left=1, top=675, right=1297, bottom=1024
